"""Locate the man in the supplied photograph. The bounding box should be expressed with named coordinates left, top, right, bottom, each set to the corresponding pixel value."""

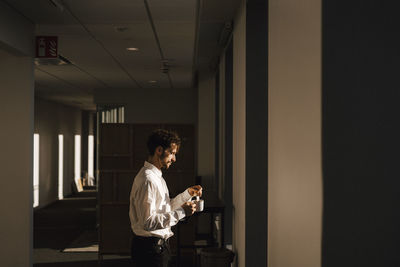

left=129, top=129, right=202, bottom=267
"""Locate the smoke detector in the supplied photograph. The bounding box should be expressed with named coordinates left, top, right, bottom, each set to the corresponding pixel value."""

left=161, top=60, right=170, bottom=74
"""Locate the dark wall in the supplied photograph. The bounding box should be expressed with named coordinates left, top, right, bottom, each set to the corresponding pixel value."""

left=81, top=110, right=89, bottom=175
left=224, top=40, right=233, bottom=245
left=322, top=1, right=400, bottom=266
left=246, top=0, right=268, bottom=266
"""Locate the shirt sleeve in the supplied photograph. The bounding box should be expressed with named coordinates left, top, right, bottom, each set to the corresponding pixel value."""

left=137, top=179, right=186, bottom=232
left=170, top=189, right=192, bottom=211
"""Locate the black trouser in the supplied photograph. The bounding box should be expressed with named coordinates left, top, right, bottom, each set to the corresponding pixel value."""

left=131, top=234, right=170, bottom=267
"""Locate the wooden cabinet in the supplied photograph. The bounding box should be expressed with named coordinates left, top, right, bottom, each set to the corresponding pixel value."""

left=98, top=123, right=196, bottom=259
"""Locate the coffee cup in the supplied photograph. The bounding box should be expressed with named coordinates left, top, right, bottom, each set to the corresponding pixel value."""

left=193, top=196, right=204, bottom=212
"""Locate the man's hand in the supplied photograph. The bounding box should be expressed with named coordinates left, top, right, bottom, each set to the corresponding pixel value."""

left=182, top=202, right=196, bottom=217
left=187, top=185, right=203, bottom=197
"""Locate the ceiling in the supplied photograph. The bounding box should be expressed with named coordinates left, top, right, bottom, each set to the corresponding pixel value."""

left=4, top=0, right=240, bottom=110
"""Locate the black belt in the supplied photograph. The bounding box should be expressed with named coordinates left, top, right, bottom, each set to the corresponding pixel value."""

left=132, top=233, right=169, bottom=247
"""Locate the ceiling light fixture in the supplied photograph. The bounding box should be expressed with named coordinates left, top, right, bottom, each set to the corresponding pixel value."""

left=126, top=47, right=139, bottom=51
left=148, top=80, right=157, bottom=83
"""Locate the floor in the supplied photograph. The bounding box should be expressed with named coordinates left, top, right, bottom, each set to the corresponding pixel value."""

left=33, top=189, right=203, bottom=267
left=33, top=190, right=131, bottom=267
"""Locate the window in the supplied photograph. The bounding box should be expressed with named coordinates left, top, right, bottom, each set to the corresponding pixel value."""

left=100, top=106, right=125, bottom=123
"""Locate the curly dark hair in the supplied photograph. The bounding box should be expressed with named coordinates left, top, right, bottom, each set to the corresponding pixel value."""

left=147, top=129, right=181, bottom=156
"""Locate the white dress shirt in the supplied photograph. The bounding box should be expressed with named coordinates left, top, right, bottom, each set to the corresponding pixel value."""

left=129, top=161, right=192, bottom=239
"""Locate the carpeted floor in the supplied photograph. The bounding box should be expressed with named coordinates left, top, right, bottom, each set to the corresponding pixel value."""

left=33, top=190, right=131, bottom=267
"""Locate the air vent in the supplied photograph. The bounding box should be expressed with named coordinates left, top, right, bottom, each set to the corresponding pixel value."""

left=114, top=26, right=129, bottom=33
left=161, top=59, right=170, bottom=74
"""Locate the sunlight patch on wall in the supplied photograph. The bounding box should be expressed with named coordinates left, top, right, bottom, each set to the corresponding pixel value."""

left=88, top=135, right=95, bottom=186
left=58, top=135, right=64, bottom=200
left=74, top=135, right=82, bottom=191
left=33, top=134, right=39, bottom=208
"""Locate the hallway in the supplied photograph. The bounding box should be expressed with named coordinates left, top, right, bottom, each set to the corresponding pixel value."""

left=3, top=0, right=400, bottom=266
left=33, top=190, right=131, bottom=267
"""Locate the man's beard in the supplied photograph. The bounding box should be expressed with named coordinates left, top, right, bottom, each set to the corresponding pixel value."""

left=160, top=152, right=171, bottom=169
left=161, top=161, right=171, bottom=169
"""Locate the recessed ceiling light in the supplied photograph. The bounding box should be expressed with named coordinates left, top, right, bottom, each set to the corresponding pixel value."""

left=126, top=47, right=139, bottom=51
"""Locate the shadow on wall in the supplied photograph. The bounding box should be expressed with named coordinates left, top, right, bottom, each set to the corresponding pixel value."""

left=322, top=1, right=400, bottom=266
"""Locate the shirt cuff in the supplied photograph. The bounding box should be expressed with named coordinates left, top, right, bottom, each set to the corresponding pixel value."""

left=176, top=207, right=186, bottom=220
left=183, top=189, right=192, bottom=201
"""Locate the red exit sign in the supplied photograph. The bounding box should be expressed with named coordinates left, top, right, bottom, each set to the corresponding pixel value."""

left=36, top=36, right=58, bottom=58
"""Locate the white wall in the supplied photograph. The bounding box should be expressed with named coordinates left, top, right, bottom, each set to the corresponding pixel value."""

left=0, top=4, right=35, bottom=266
left=0, top=50, right=34, bottom=267
left=232, top=1, right=246, bottom=266
left=0, top=1, right=34, bottom=56
left=34, top=98, right=82, bottom=208
left=268, top=0, right=322, bottom=266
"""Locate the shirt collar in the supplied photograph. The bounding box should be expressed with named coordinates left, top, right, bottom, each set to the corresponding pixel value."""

left=144, top=161, right=162, bottom=178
